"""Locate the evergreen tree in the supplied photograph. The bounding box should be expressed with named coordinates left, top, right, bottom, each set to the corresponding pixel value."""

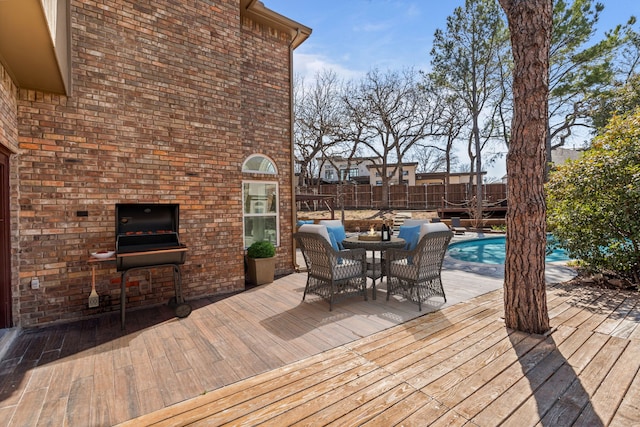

left=499, top=0, right=553, bottom=334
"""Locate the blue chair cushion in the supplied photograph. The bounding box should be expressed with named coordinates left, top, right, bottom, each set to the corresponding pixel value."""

left=326, top=228, right=340, bottom=251
left=325, top=225, right=346, bottom=250
left=296, top=220, right=315, bottom=227
left=326, top=228, right=343, bottom=264
left=398, top=225, right=421, bottom=251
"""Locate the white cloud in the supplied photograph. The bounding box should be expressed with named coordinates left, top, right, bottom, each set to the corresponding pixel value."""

left=405, top=3, right=421, bottom=18
left=292, top=52, right=364, bottom=84
left=354, top=22, right=390, bottom=32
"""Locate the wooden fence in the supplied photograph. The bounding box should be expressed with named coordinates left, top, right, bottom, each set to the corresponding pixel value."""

left=297, top=183, right=507, bottom=211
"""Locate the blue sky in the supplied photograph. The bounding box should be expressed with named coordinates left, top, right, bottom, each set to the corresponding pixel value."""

left=265, top=0, right=640, bottom=179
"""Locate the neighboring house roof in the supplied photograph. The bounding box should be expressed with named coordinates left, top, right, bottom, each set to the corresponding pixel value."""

left=319, top=156, right=380, bottom=163
left=366, top=162, right=419, bottom=169
left=551, top=147, right=584, bottom=164
left=415, top=171, right=487, bottom=179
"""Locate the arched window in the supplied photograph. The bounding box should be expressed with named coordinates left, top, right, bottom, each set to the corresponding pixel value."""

left=242, top=154, right=279, bottom=248
left=242, top=154, right=277, bottom=174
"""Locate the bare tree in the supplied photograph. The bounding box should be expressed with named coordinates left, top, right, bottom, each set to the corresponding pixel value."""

left=409, top=146, right=449, bottom=174
left=293, top=70, right=344, bottom=189
left=415, top=77, right=470, bottom=194
left=430, top=0, right=510, bottom=221
left=342, top=67, right=441, bottom=208
left=499, top=0, right=553, bottom=334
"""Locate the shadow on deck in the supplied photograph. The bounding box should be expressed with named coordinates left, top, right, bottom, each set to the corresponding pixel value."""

left=1, top=261, right=638, bottom=426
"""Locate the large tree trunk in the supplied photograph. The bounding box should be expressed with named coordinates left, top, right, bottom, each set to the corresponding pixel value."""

left=499, top=0, right=552, bottom=334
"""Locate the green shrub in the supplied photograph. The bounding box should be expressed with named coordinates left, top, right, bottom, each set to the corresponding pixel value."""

left=546, top=108, right=640, bottom=284
left=247, top=241, right=276, bottom=258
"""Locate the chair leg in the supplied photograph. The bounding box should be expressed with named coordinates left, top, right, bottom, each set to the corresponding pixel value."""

left=329, top=283, right=334, bottom=311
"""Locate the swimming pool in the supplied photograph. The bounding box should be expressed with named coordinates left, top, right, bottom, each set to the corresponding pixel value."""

left=447, top=235, right=570, bottom=264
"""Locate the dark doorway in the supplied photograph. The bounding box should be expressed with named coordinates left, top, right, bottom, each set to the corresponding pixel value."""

left=0, top=145, right=11, bottom=328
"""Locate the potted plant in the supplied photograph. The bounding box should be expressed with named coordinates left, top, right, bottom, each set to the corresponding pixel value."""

left=246, top=240, right=276, bottom=285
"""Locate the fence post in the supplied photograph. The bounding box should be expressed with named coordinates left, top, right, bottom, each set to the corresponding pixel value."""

left=353, top=184, right=358, bottom=209
left=406, top=184, right=409, bottom=209
left=371, top=184, right=374, bottom=209
left=425, top=184, right=428, bottom=210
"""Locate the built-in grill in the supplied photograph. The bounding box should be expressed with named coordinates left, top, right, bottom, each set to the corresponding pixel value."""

left=115, top=203, right=191, bottom=328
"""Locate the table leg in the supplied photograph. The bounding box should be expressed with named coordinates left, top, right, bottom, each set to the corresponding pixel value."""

left=371, top=250, right=377, bottom=300
left=120, top=271, right=126, bottom=330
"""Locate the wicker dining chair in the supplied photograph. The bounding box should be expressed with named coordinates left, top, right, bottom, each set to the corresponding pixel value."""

left=385, top=229, right=453, bottom=311
left=294, top=230, right=368, bottom=311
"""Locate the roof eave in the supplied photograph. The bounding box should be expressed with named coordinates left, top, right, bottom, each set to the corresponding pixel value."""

left=0, top=0, right=71, bottom=95
left=241, top=0, right=312, bottom=49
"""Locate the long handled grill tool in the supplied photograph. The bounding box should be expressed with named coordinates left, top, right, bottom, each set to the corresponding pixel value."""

left=89, top=265, right=100, bottom=308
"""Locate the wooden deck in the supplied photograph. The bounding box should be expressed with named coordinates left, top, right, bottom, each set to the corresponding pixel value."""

left=1, top=265, right=639, bottom=426
left=119, top=281, right=640, bottom=427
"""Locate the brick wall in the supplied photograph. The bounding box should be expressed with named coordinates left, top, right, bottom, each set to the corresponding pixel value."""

left=241, top=16, right=295, bottom=271
left=0, top=65, right=18, bottom=153
left=1, top=63, right=21, bottom=327
left=11, top=0, right=296, bottom=326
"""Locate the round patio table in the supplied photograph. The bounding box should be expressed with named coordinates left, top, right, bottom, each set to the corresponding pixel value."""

left=342, top=236, right=406, bottom=299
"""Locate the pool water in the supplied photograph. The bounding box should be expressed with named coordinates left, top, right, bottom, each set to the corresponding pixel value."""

left=447, top=236, right=570, bottom=264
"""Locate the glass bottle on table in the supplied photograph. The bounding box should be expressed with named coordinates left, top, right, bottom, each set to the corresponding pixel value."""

left=381, top=220, right=390, bottom=241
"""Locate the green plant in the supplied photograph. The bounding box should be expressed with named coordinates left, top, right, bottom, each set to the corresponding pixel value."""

left=247, top=241, right=276, bottom=259
left=546, top=108, right=640, bottom=283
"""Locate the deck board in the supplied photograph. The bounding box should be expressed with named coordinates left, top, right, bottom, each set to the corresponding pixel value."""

left=531, top=335, right=629, bottom=426
left=574, top=339, right=640, bottom=426
left=119, top=281, right=640, bottom=427
left=610, top=351, right=640, bottom=426
left=1, top=266, right=639, bottom=426
left=454, top=325, right=578, bottom=421
left=426, top=331, right=541, bottom=409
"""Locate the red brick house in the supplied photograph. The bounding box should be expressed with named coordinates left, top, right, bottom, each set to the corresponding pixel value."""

left=0, top=0, right=310, bottom=328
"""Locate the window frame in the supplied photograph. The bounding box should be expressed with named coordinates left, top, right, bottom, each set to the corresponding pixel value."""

left=242, top=180, right=279, bottom=249
left=242, top=154, right=278, bottom=174
left=339, top=167, right=359, bottom=180
left=242, top=153, right=279, bottom=249
left=324, top=169, right=335, bottom=180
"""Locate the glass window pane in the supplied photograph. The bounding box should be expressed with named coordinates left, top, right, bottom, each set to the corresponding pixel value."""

left=244, top=216, right=277, bottom=247
left=243, top=181, right=278, bottom=248
left=243, top=182, right=277, bottom=214
left=242, top=155, right=277, bottom=174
